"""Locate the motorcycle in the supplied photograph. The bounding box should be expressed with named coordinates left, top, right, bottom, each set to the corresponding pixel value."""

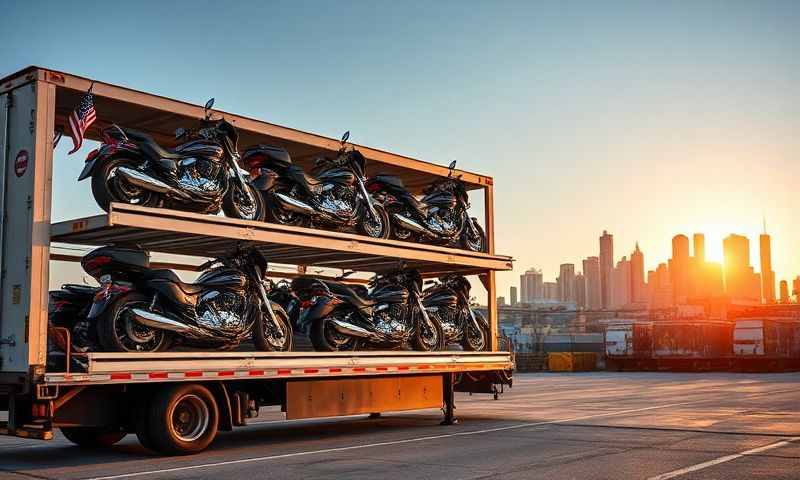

left=79, top=98, right=266, bottom=222
left=81, top=245, right=292, bottom=352
left=48, top=284, right=99, bottom=368
left=291, top=268, right=443, bottom=351
left=422, top=274, right=491, bottom=351
left=366, top=160, right=487, bottom=251
left=241, top=131, right=390, bottom=238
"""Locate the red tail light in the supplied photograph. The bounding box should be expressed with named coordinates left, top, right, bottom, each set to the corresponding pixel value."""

left=86, top=149, right=99, bottom=162
left=249, top=168, right=261, bottom=179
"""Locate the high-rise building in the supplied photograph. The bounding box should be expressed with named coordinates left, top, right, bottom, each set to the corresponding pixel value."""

left=558, top=263, right=576, bottom=302
left=693, top=233, right=705, bottom=262
left=670, top=234, right=691, bottom=303
left=599, top=230, right=614, bottom=309
left=779, top=280, right=790, bottom=304
left=630, top=243, right=646, bottom=303
left=519, top=268, right=543, bottom=303
left=611, top=256, right=631, bottom=308
left=759, top=227, right=776, bottom=304
left=649, top=263, right=673, bottom=309
left=583, top=256, right=602, bottom=309
left=723, top=234, right=761, bottom=303
left=510, top=286, right=518, bottom=306
left=793, top=277, right=800, bottom=301
left=543, top=282, right=559, bottom=301
left=575, top=273, right=586, bottom=308
left=497, top=296, right=506, bottom=306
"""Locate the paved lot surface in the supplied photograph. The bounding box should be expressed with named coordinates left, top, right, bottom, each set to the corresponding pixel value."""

left=0, top=372, right=798, bottom=479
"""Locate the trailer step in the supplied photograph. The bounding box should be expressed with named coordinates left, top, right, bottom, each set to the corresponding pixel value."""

left=0, top=422, right=54, bottom=440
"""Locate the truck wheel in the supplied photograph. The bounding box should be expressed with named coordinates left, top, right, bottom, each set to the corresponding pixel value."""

left=60, top=427, right=126, bottom=448
left=146, top=383, right=219, bottom=455
left=97, top=292, right=172, bottom=353
left=133, top=395, right=157, bottom=451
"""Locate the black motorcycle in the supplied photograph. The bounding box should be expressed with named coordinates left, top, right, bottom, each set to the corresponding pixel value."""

left=48, top=284, right=99, bottom=369
left=423, top=274, right=490, bottom=351
left=79, top=98, right=266, bottom=221
left=291, top=268, right=443, bottom=351
left=242, top=131, right=390, bottom=238
left=366, top=160, right=487, bottom=251
left=81, top=246, right=292, bottom=352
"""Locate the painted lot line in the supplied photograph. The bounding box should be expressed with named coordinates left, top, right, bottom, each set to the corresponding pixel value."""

left=647, top=437, right=800, bottom=480
left=84, top=400, right=702, bottom=480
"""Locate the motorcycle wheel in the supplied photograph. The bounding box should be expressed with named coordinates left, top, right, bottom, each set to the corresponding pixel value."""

left=412, top=309, right=445, bottom=351
left=461, top=310, right=490, bottom=351
left=97, top=292, right=172, bottom=353
left=357, top=203, right=391, bottom=239
left=253, top=305, right=293, bottom=351
left=462, top=221, right=487, bottom=253
left=265, top=184, right=310, bottom=227
left=310, top=315, right=359, bottom=352
left=222, top=181, right=266, bottom=222
left=91, top=157, right=159, bottom=212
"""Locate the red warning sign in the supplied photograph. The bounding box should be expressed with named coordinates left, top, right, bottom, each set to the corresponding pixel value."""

left=14, top=150, right=28, bottom=177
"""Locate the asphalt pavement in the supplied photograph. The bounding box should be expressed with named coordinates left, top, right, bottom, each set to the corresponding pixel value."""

left=0, top=371, right=798, bottom=479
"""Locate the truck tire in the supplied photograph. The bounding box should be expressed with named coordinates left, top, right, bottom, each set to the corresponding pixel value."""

left=60, top=427, right=126, bottom=448
left=133, top=395, right=157, bottom=451
left=146, top=383, right=219, bottom=455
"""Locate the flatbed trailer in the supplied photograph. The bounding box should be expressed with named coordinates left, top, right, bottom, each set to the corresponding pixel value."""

left=0, top=67, right=513, bottom=454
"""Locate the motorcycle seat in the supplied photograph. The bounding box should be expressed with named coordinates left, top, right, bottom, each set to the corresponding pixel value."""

left=123, top=128, right=189, bottom=161
left=287, top=164, right=322, bottom=187
left=142, top=269, right=206, bottom=294
left=322, top=280, right=376, bottom=308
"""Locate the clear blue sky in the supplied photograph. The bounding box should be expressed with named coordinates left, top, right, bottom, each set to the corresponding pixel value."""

left=2, top=0, right=798, bottom=300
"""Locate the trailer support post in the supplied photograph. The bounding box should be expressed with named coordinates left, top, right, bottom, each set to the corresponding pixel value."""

left=440, top=373, right=458, bottom=425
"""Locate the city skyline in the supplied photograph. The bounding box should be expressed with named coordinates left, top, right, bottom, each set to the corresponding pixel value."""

left=506, top=226, right=799, bottom=308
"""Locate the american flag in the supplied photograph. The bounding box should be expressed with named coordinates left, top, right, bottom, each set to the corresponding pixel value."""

left=67, top=88, right=97, bottom=154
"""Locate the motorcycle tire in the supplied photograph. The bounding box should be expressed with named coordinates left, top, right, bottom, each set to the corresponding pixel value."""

left=264, top=184, right=311, bottom=227
left=461, top=310, right=490, bottom=351
left=412, top=309, right=446, bottom=351
left=222, top=181, right=266, bottom=222
left=310, top=316, right=359, bottom=352
left=357, top=203, right=391, bottom=239
left=253, top=305, right=293, bottom=351
left=96, top=292, right=172, bottom=353
left=91, top=157, right=159, bottom=212
left=462, top=221, right=487, bottom=253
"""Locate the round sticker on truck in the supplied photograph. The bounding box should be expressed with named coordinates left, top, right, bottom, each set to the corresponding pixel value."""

left=14, top=150, right=28, bottom=177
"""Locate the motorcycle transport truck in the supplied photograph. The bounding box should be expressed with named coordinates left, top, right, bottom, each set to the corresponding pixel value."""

left=0, top=66, right=514, bottom=455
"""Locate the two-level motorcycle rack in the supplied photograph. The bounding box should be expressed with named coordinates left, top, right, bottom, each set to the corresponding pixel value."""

left=0, top=67, right=513, bottom=451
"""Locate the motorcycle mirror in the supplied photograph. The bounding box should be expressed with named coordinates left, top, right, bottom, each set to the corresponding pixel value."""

left=204, top=98, right=215, bottom=111
left=341, top=131, right=350, bottom=144
left=448, top=160, right=457, bottom=170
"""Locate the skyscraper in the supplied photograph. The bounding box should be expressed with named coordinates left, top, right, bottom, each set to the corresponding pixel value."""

left=650, top=263, right=673, bottom=309
left=543, top=282, right=559, bottom=301
left=723, top=234, right=761, bottom=303
left=611, top=256, right=631, bottom=308
left=510, top=286, right=518, bottom=306
left=558, top=263, right=576, bottom=302
left=630, top=243, right=646, bottom=303
left=759, top=225, right=776, bottom=304
left=519, top=268, right=543, bottom=303
left=693, top=233, right=705, bottom=262
left=599, top=230, right=614, bottom=309
left=779, top=280, right=790, bottom=304
left=575, top=273, right=586, bottom=308
left=583, top=256, right=602, bottom=309
left=670, top=234, right=690, bottom=303
left=793, top=277, right=800, bottom=301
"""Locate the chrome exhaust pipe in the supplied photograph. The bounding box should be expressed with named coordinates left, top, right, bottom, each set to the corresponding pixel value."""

left=331, top=319, right=380, bottom=340
left=130, top=308, right=201, bottom=335
left=273, top=192, right=316, bottom=215
left=392, top=213, right=430, bottom=235
left=115, top=167, right=191, bottom=200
